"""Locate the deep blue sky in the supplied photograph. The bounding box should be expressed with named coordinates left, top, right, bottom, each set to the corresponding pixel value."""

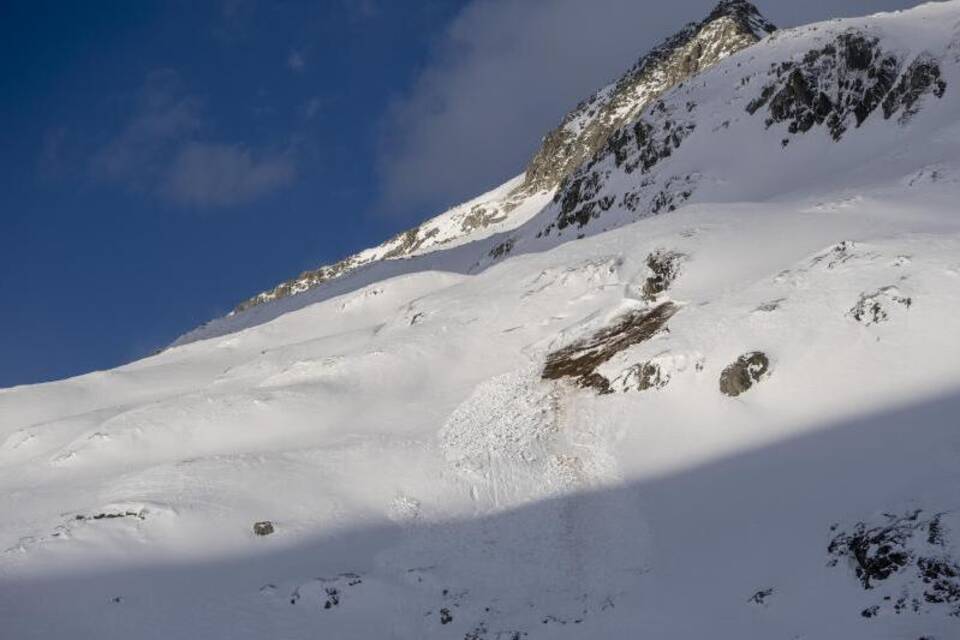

left=0, top=0, right=920, bottom=387
left=0, top=0, right=471, bottom=387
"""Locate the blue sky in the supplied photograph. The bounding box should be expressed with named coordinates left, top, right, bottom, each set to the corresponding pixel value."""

left=0, top=0, right=920, bottom=387
left=0, top=0, right=469, bottom=387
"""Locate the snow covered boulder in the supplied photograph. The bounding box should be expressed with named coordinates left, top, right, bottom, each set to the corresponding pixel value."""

left=718, top=351, right=770, bottom=397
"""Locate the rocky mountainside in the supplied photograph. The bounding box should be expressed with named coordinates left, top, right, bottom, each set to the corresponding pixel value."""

left=6, top=2, right=960, bottom=638
left=521, top=0, right=775, bottom=192
left=233, top=176, right=552, bottom=313
left=232, top=0, right=775, bottom=315
left=473, top=2, right=955, bottom=258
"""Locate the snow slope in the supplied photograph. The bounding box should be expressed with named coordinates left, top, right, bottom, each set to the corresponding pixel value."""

left=5, top=2, right=960, bottom=638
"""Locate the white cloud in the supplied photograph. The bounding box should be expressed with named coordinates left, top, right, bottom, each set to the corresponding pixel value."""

left=92, top=69, right=296, bottom=208
left=163, top=143, right=295, bottom=207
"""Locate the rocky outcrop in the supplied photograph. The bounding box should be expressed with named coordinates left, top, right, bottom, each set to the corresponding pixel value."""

left=541, top=97, right=699, bottom=235
left=543, top=302, right=678, bottom=394
left=718, top=351, right=770, bottom=396
left=523, top=0, right=775, bottom=193
left=746, top=32, right=947, bottom=141
left=253, top=520, right=275, bottom=536
left=828, top=510, right=960, bottom=618
left=849, top=286, right=912, bottom=326
left=613, top=361, right=670, bottom=392
left=641, top=250, right=685, bottom=300
left=233, top=180, right=537, bottom=313
left=883, top=53, right=948, bottom=124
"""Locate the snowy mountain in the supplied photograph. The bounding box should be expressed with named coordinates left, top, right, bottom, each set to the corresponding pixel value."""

left=6, top=2, right=960, bottom=638
left=231, top=0, right=775, bottom=314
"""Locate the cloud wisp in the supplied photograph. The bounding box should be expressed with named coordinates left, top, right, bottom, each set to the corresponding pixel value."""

left=163, top=142, right=295, bottom=207
left=92, top=69, right=295, bottom=209
left=287, top=50, right=306, bottom=72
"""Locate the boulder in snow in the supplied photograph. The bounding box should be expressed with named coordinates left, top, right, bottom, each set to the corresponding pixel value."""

left=718, top=351, right=770, bottom=396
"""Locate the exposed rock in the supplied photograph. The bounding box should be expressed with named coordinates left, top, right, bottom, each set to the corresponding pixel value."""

left=614, top=361, right=670, bottom=392
left=288, top=572, right=362, bottom=607
left=489, top=237, right=515, bottom=260
left=718, top=351, right=770, bottom=396
left=811, top=240, right=859, bottom=269
left=611, top=351, right=704, bottom=393
left=748, top=587, right=774, bottom=605
left=849, top=286, right=912, bottom=326
left=75, top=510, right=146, bottom=522
left=460, top=205, right=509, bottom=235
left=543, top=302, right=678, bottom=393
left=755, top=298, right=785, bottom=312
left=642, top=250, right=685, bottom=300
left=828, top=510, right=960, bottom=617
left=747, top=31, right=946, bottom=141
left=232, top=182, right=532, bottom=314
left=883, top=53, right=948, bottom=124
left=649, top=174, right=699, bottom=214
left=234, top=256, right=359, bottom=313
left=253, top=520, right=275, bottom=536
left=523, top=0, right=774, bottom=193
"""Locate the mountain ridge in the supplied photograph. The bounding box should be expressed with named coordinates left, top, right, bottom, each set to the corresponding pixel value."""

left=229, top=0, right=776, bottom=316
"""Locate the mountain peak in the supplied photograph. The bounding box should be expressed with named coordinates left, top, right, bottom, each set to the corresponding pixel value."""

left=520, top=0, right=775, bottom=193
left=707, top=0, right=777, bottom=38
left=221, top=0, right=779, bottom=318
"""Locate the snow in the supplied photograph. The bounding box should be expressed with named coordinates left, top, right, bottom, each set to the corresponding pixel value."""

left=4, top=2, right=960, bottom=638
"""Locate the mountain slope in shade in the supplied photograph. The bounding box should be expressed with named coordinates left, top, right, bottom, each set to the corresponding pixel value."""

left=231, top=0, right=775, bottom=315
left=5, top=2, right=960, bottom=638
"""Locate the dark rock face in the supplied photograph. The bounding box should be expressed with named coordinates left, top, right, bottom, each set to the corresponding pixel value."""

left=883, top=53, right=948, bottom=124
left=543, top=302, right=678, bottom=394
left=829, top=513, right=916, bottom=589
left=828, top=511, right=960, bottom=617
left=747, top=31, right=946, bottom=140
left=542, top=98, right=699, bottom=235
left=718, top=352, right=770, bottom=396
left=524, top=0, right=774, bottom=193
left=642, top=250, right=685, bottom=300
left=253, top=521, right=275, bottom=536
left=748, top=588, right=774, bottom=605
